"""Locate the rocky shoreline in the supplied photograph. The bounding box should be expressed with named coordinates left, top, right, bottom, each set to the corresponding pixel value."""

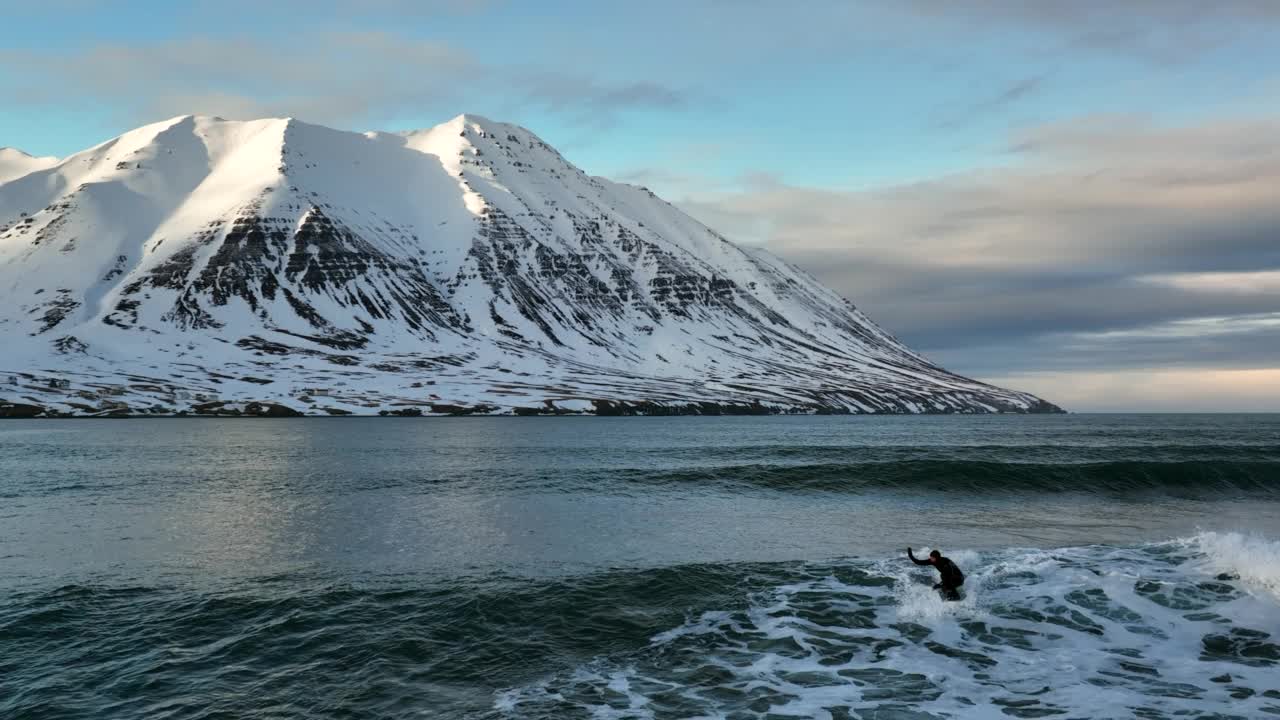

left=2, top=397, right=1064, bottom=419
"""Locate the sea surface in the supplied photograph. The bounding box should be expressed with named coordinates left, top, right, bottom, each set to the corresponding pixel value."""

left=2, top=414, right=1279, bottom=719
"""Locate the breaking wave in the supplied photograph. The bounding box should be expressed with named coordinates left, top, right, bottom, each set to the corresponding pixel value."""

left=497, top=532, right=1280, bottom=719
left=4, top=534, right=1278, bottom=718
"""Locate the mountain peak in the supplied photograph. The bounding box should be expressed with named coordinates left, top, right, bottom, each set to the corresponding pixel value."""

left=452, top=112, right=501, bottom=127
left=433, top=114, right=552, bottom=149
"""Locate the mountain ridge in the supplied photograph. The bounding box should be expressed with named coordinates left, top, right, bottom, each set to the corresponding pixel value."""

left=0, top=114, right=1062, bottom=417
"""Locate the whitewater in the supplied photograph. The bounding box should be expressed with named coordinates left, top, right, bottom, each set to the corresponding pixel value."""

left=2, top=414, right=1277, bottom=719
left=499, top=534, right=1280, bottom=719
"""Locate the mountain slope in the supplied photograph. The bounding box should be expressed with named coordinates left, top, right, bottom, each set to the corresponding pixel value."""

left=0, top=114, right=1061, bottom=416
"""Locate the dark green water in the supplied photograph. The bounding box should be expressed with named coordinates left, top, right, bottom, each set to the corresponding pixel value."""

left=2, top=415, right=1279, bottom=718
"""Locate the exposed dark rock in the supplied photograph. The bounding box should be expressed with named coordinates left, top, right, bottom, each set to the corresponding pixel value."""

left=244, top=402, right=302, bottom=417
left=592, top=399, right=778, bottom=416
left=53, top=335, right=89, bottom=354
left=0, top=402, right=45, bottom=418
left=193, top=401, right=238, bottom=416
left=427, top=403, right=498, bottom=416
left=378, top=407, right=424, bottom=417
left=193, top=401, right=301, bottom=417
left=31, top=294, right=79, bottom=334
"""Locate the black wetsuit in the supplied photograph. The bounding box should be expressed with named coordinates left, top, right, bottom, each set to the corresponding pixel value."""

left=909, top=551, right=964, bottom=600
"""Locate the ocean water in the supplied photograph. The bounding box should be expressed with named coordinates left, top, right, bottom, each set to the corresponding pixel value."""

left=1, top=414, right=1278, bottom=719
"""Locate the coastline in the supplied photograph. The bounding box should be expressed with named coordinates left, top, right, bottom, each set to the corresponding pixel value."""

left=1, top=397, right=1066, bottom=418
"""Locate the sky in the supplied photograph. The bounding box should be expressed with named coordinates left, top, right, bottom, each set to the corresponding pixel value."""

left=2, top=0, right=1279, bottom=411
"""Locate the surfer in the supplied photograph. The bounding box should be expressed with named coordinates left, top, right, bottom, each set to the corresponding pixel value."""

left=908, top=547, right=964, bottom=601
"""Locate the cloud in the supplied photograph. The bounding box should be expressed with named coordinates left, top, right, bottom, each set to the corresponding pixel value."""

left=0, top=31, right=706, bottom=133
left=932, top=74, right=1047, bottom=129
left=237, top=0, right=496, bottom=15
left=974, top=73, right=1045, bottom=109
left=666, top=114, right=1280, bottom=378
left=1141, top=271, right=1280, bottom=295
left=900, top=0, right=1280, bottom=63
left=12, top=0, right=498, bottom=19
left=508, top=74, right=713, bottom=132
left=934, top=310, right=1280, bottom=373
left=521, top=76, right=694, bottom=113
left=1, top=33, right=476, bottom=127
left=985, top=367, right=1280, bottom=413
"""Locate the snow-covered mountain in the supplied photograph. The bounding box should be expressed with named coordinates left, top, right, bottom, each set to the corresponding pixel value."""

left=0, top=114, right=1060, bottom=416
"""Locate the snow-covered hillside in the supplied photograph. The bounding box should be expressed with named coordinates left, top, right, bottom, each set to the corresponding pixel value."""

left=0, top=114, right=1060, bottom=417
left=0, top=148, right=58, bottom=185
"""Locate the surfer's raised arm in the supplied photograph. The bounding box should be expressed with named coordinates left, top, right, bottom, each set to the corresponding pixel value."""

left=907, top=547, right=931, bottom=566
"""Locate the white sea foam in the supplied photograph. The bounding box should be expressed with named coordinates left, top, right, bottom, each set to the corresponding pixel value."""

left=497, top=535, right=1280, bottom=719
left=1188, top=530, right=1280, bottom=600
